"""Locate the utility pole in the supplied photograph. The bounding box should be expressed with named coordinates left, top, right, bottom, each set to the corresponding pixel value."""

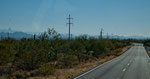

left=33, top=34, right=36, bottom=40
left=71, top=34, right=73, bottom=40
left=7, top=32, right=9, bottom=38
left=67, top=14, right=73, bottom=40
left=107, top=33, right=109, bottom=39
left=100, top=28, right=103, bottom=40
left=111, top=33, right=113, bottom=39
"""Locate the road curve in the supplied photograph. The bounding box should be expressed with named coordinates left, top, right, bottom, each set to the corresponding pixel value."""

left=71, top=43, right=150, bottom=79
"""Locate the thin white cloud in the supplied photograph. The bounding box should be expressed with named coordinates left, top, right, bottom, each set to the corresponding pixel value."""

left=32, top=0, right=55, bottom=32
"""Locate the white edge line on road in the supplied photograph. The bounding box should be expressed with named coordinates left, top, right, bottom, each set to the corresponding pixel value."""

left=73, top=58, right=117, bottom=79
left=74, top=46, right=133, bottom=79
left=122, top=68, right=126, bottom=72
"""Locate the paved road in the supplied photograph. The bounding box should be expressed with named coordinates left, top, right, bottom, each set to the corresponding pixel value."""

left=72, top=44, right=150, bottom=79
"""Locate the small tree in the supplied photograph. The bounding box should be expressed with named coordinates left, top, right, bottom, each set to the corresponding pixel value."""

left=39, top=32, right=48, bottom=41
left=47, top=28, right=60, bottom=40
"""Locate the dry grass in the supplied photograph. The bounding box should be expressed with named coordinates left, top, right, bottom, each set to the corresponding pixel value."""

left=147, top=51, right=150, bottom=57
left=28, top=45, right=131, bottom=79
left=145, top=46, right=150, bottom=57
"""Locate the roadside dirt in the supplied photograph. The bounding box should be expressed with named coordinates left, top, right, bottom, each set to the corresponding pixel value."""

left=145, top=46, right=150, bottom=57
left=28, top=45, right=132, bottom=79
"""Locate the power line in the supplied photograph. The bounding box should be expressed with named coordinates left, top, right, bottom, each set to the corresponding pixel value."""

left=34, top=34, right=36, bottom=40
left=111, top=33, right=114, bottom=39
left=67, top=14, right=73, bottom=40
left=107, top=33, right=109, bottom=39
left=7, top=32, right=9, bottom=38
left=100, top=28, right=104, bottom=40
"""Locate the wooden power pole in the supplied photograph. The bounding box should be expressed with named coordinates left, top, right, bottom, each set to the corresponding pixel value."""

left=67, top=14, right=73, bottom=40
left=34, top=34, right=36, bottom=40
left=100, top=28, right=103, bottom=40
left=7, top=32, right=9, bottom=38
left=107, top=33, right=109, bottom=39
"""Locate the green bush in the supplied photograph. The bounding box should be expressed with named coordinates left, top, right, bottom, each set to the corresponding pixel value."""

left=57, top=53, right=79, bottom=68
left=31, top=64, right=56, bottom=76
left=39, top=64, right=56, bottom=76
left=0, top=28, right=131, bottom=77
left=0, top=42, right=15, bottom=65
left=113, top=49, right=122, bottom=56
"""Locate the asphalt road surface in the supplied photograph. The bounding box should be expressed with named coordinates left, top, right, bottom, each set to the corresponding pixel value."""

left=72, top=43, right=150, bottom=79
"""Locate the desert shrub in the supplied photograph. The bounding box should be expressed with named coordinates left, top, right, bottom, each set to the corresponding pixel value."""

left=0, top=28, right=131, bottom=77
left=113, top=49, right=122, bottom=56
left=31, top=64, right=56, bottom=76
left=144, top=39, right=150, bottom=46
left=39, top=64, right=56, bottom=76
left=57, top=53, right=79, bottom=68
left=14, top=46, right=50, bottom=70
left=0, top=42, right=15, bottom=65
left=69, top=41, right=85, bottom=51
left=77, top=53, right=91, bottom=62
left=99, top=53, right=107, bottom=58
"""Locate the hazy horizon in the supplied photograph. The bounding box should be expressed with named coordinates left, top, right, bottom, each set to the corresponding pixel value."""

left=0, top=0, right=150, bottom=37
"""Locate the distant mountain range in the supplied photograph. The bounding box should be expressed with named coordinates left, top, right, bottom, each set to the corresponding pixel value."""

left=0, top=28, right=33, bottom=40
left=57, top=34, right=149, bottom=40
left=0, top=28, right=149, bottom=40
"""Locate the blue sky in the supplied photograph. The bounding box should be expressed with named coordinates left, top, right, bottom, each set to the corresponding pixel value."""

left=0, top=0, right=150, bottom=36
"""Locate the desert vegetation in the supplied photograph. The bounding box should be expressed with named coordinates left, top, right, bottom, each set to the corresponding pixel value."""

left=0, top=28, right=130, bottom=79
